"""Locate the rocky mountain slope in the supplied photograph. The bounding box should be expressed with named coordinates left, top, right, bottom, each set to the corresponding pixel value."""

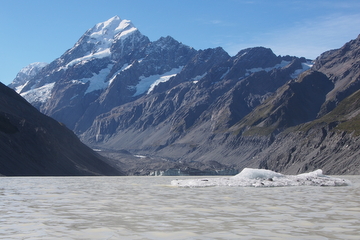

left=231, top=35, right=360, bottom=175
left=80, top=34, right=360, bottom=175
left=9, top=16, right=360, bottom=175
left=0, top=82, right=121, bottom=176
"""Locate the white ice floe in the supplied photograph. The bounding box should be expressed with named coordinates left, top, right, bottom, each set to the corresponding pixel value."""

left=171, top=168, right=351, bottom=188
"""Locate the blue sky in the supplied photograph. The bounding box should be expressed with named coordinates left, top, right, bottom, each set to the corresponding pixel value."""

left=1, top=0, right=360, bottom=85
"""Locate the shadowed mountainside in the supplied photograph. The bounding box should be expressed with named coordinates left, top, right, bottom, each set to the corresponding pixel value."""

left=0, top=82, right=122, bottom=176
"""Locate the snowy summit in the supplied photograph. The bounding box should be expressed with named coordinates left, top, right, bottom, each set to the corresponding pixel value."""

left=91, top=16, right=136, bottom=41
left=67, top=16, right=137, bottom=67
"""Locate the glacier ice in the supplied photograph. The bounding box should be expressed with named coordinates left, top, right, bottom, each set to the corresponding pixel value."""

left=134, top=66, right=183, bottom=96
left=246, top=60, right=290, bottom=74
left=20, top=82, right=55, bottom=103
left=171, top=168, right=351, bottom=188
left=290, top=60, right=313, bottom=79
left=66, top=16, right=137, bottom=68
left=79, top=64, right=114, bottom=94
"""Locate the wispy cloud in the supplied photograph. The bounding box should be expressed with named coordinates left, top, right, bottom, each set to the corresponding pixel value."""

left=270, top=13, right=360, bottom=58
left=195, top=17, right=236, bottom=27
left=225, top=13, right=360, bottom=58
left=210, top=19, right=223, bottom=25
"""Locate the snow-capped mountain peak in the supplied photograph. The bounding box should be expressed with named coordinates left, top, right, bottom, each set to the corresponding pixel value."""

left=18, top=62, right=48, bottom=76
left=9, top=16, right=312, bottom=139
left=91, top=16, right=122, bottom=37
left=8, top=62, right=48, bottom=93
left=89, top=16, right=136, bottom=42
left=63, top=16, right=139, bottom=68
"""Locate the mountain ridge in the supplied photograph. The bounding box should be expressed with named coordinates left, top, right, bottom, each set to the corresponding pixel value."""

left=8, top=16, right=360, bottom=175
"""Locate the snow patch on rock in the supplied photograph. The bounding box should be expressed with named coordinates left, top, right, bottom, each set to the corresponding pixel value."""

left=21, top=82, right=55, bottom=103
left=134, top=67, right=183, bottom=96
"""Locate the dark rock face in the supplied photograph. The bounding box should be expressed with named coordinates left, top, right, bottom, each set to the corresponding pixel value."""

left=9, top=16, right=360, bottom=175
left=234, top=70, right=334, bottom=135
left=0, top=82, right=121, bottom=176
left=314, top=34, right=360, bottom=115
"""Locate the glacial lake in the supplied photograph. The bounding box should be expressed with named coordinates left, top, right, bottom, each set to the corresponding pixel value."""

left=0, top=175, right=359, bottom=239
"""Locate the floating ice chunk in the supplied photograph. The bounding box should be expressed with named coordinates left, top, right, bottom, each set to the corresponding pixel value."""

left=171, top=168, right=351, bottom=188
left=297, top=169, right=324, bottom=178
left=234, top=168, right=284, bottom=179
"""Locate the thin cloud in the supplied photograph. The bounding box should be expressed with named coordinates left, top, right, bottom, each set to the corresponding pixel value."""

left=269, top=13, right=360, bottom=58
left=195, top=17, right=235, bottom=27
left=225, top=13, right=360, bottom=58
left=210, top=20, right=223, bottom=25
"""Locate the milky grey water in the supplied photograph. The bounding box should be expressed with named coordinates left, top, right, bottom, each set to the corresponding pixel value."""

left=0, top=176, right=359, bottom=240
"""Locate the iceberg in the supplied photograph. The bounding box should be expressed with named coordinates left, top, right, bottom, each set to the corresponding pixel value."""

left=170, top=168, right=351, bottom=188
